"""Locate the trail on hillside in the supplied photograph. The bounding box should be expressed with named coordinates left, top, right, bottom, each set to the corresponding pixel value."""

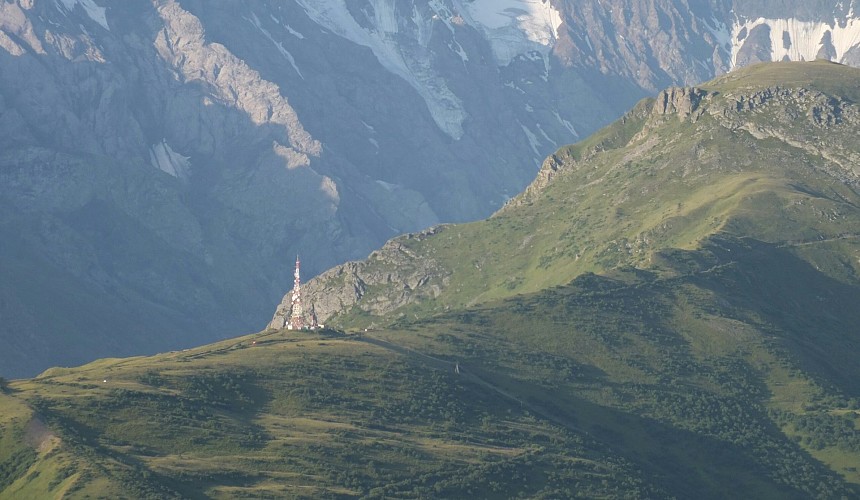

left=777, top=233, right=860, bottom=248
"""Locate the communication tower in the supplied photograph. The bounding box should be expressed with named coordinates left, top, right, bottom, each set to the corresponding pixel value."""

left=288, top=256, right=304, bottom=330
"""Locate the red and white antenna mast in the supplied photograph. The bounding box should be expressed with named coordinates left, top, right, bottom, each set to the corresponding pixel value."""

left=289, top=255, right=304, bottom=330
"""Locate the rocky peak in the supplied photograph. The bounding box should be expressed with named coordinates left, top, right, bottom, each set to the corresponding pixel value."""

left=268, top=225, right=450, bottom=329
left=703, top=80, right=860, bottom=187
left=499, top=150, right=575, bottom=212
left=710, top=83, right=859, bottom=129
left=652, top=87, right=708, bottom=120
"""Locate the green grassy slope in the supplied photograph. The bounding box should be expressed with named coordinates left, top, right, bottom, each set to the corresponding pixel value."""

left=2, top=299, right=858, bottom=500
left=2, top=255, right=859, bottom=498
left=1, top=330, right=670, bottom=498
left=381, top=235, right=860, bottom=495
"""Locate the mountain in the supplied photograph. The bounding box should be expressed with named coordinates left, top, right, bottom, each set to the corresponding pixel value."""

left=3, top=1, right=860, bottom=377
left=272, top=60, right=860, bottom=327
left=1, top=60, right=859, bottom=498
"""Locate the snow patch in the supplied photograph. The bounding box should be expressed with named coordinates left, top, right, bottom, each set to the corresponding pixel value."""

left=149, top=140, right=191, bottom=180
left=458, top=0, right=563, bottom=65
left=246, top=13, right=304, bottom=79
left=268, top=13, right=306, bottom=39
left=553, top=111, right=578, bottom=138
left=706, top=16, right=731, bottom=50
left=536, top=123, right=556, bottom=146
left=731, top=17, right=860, bottom=68
left=286, top=25, right=305, bottom=39
left=449, top=39, right=469, bottom=62
left=57, top=0, right=108, bottom=30
left=376, top=180, right=400, bottom=191
left=504, top=80, right=526, bottom=94
left=519, top=121, right=541, bottom=157
left=295, top=0, right=466, bottom=139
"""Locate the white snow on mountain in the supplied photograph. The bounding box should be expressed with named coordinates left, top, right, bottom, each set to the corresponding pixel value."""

left=457, top=0, right=562, bottom=64
left=295, top=0, right=467, bottom=139
left=518, top=121, right=541, bottom=165
left=705, top=16, right=732, bottom=50
left=246, top=13, right=304, bottom=80
left=150, top=140, right=191, bottom=180
left=553, top=111, right=578, bottom=138
left=57, top=0, right=109, bottom=31
left=731, top=17, right=860, bottom=67
left=375, top=179, right=399, bottom=191
left=293, top=0, right=565, bottom=139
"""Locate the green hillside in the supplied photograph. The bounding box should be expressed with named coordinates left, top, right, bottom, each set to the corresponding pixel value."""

left=1, top=330, right=670, bottom=498
left=2, top=61, right=860, bottom=498
left=2, top=300, right=858, bottom=498
left=297, top=60, right=860, bottom=326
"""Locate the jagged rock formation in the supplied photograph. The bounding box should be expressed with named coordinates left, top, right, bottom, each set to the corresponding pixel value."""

left=652, top=87, right=708, bottom=119
left=269, top=225, right=450, bottom=329
left=3, top=1, right=860, bottom=375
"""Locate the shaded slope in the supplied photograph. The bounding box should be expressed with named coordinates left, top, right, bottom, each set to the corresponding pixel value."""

left=367, top=234, right=860, bottom=496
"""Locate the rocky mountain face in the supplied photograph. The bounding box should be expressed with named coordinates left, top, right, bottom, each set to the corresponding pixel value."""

left=2, top=0, right=860, bottom=376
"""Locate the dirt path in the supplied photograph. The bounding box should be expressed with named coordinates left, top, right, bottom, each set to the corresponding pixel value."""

left=777, top=233, right=860, bottom=248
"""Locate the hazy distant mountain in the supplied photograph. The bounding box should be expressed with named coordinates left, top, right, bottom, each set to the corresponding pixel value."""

left=2, top=0, right=860, bottom=376
left=2, top=61, right=858, bottom=499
